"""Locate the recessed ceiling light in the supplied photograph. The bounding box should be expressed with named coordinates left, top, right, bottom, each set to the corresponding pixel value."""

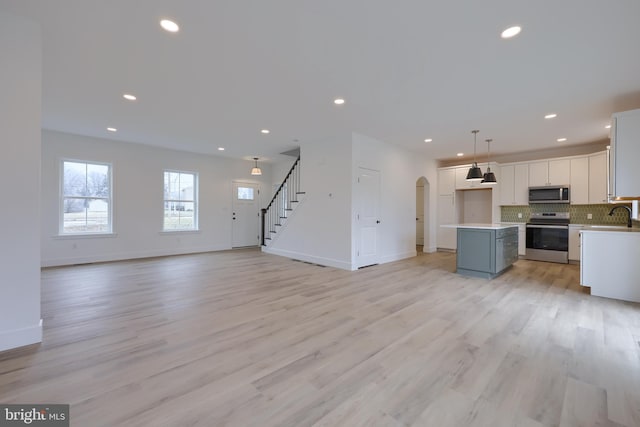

left=218, top=147, right=225, bottom=151
left=160, top=19, right=179, bottom=33
left=107, top=127, right=117, bottom=132
left=557, top=138, right=567, bottom=142
left=123, top=94, right=137, bottom=101
left=424, top=138, right=433, bottom=143
left=605, top=124, right=611, bottom=129
left=334, top=98, right=345, bottom=105
left=261, top=129, right=270, bottom=134
left=457, top=153, right=464, bottom=157
left=501, top=26, right=522, bottom=39
left=544, top=113, right=557, bottom=119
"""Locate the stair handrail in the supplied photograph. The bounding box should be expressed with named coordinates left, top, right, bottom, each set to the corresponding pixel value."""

left=261, top=155, right=300, bottom=245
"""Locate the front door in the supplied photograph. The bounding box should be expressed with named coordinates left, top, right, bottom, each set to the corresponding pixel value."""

left=232, top=182, right=260, bottom=247
left=357, top=168, right=380, bottom=268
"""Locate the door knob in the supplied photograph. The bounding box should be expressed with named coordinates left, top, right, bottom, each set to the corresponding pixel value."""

left=376, top=220, right=380, bottom=224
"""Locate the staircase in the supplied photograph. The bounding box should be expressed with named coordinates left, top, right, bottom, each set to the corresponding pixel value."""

left=261, top=156, right=305, bottom=246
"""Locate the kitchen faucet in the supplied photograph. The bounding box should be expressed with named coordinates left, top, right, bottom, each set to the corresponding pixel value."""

left=608, top=205, right=633, bottom=228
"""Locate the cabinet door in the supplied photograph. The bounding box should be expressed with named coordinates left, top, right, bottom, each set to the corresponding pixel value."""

left=455, top=166, right=484, bottom=189
left=570, top=157, right=589, bottom=204
left=499, top=165, right=515, bottom=205
left=437, top=194, right=457, bottom=249
left=518, top=227, right=526, bottom=256
left=438, top=168, right=456, bottom=195
left=612, top=109, right=640, bottom=197
left=513, top=164, right=529, bottom=205
left=589, top=152, right=608, bottom=204
left=548, top=159, right=571, bottom=186
left=528, top=161, right=549, bottom=187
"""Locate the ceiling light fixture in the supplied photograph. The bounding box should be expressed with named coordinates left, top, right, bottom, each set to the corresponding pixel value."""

left=545, top=113, right=557, bottom=119
left=424, top=138, right=433, bottom=143
left=261, top=129, right=270, bottom=134
left=457, top=153, right=464, bottom=157
left=123, top=94, right=137, bottom=101
left=481, top=139, right=497, bottom=185
left=160, top=19, right=180, bottom=33
left=557, top=137, right=567, bottom=142
left=107, top=127, right=117, bottom=132
left=218, top=147, right=225, bottom=151
left=466, top=130, right=483, bottom=181
left=501, top=26, right=522, bottom=39
left=250, top=157, right=262, bottom=176
left=334, top=98, right=345, bottom=105
left=605, top=124, right=611, bottom=129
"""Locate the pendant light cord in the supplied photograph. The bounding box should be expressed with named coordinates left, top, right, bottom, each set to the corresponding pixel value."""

left=472, top=130, right=479, bottom=165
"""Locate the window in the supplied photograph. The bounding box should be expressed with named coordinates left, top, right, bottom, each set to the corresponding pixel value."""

left=237, top=186, right=254, bottom=200
left=61, top=160, right=112, bottom=234
left=164, top=170, right=198, bottom=230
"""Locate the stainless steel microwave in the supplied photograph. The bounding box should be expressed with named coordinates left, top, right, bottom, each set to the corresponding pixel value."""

left=528, top=186, right=570, bottom=204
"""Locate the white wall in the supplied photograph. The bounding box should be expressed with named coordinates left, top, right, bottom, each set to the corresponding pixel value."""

left=264, top=135, right=353, bottom=269
left=352, top=133, right=437, bottom=267
left=0, top=13, right=42, bottom=352
left=41, top=130, right=273, bottom=266
left=461, top=189, right=492, bottom=223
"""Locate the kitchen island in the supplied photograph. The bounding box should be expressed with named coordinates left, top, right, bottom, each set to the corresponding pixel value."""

left=443, top=224, right=519, bottom=279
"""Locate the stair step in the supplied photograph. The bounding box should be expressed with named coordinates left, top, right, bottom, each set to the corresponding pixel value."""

left=270, top=230, right=277, bottom=233
left=285, top=209, right=293, bottom=211
left=296, top=192, right=306, bottom=195
left=275, top=224, right=282, bottom=226
left=290, top=200, right=299, bottom=203
left=279, top=216, right=287, bottom=219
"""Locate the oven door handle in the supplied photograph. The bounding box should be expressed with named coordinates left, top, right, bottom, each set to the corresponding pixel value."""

left=526, top=225, right=568, bottom=229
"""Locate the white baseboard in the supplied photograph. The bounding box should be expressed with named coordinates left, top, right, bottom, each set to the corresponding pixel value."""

left=379, top=250, right=417, bottom=265
left=41, top=244, right=231, bottom=267
left=0, top=319, right=42, bottom=352
left=424, top=245, right=437, bottom=253
left=262, top=246, right=352, bottom=271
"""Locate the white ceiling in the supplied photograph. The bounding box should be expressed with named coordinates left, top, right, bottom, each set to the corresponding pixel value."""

left=2, top=0, right=640, bottom=163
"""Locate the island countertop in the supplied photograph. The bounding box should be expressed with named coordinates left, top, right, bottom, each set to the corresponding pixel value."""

left=441, top=223, right=519, bottom=230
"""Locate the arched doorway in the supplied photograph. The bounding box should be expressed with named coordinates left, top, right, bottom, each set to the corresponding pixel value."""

left=416, top=177, right=430, bottom=253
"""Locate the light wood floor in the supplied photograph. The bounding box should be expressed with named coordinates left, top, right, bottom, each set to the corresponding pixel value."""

left=2, top=249, right=640, bottom=427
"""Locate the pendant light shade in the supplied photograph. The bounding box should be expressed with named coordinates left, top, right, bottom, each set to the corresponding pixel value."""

left=481, top=138, right=497, bottom=185
left=466, top=130, right=483, bottom=181
left=250, top=157, right=262, bottom=176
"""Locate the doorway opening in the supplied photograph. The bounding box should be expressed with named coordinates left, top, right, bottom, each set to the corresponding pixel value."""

left=416, top=177, right=430, bottom=253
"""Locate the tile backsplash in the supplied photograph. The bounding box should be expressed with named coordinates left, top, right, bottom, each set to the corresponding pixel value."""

left=501, top=203, right=634, bottom=225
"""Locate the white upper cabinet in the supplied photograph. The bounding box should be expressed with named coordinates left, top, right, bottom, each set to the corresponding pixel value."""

left=499, top=163, right=528, bottom=205
left=570, top=157, right=589, bottom=204
left=455, top=167, right=482, bottom=189
left=588, top=151, right=608, bottom=204
left=438, top=168, right=456, bottom=195
left=610, top=108, right=640, bottom=199
left=529, top=159, right=570, bottom=187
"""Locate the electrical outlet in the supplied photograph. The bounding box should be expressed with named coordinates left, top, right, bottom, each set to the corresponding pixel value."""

left=587, top=213, right=593, bottom=220
left=518, top=213, right=523, bottom=219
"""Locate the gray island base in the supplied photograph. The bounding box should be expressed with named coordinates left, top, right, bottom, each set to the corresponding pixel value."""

left=446, top=224, right=519, bottom=279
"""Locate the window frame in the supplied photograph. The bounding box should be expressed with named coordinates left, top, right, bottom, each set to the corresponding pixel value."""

left=163, top=169, right=199, bottom=232
left=59, top=158, right=113, bottom=236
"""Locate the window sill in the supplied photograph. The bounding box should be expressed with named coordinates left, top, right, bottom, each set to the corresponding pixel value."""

left=53, top=233, right=117, bottom=239
left=159, top=229, right=201, bottom=235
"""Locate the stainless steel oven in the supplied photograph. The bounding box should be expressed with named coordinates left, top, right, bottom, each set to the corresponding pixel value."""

left=525, top=212, right=569, bottom=263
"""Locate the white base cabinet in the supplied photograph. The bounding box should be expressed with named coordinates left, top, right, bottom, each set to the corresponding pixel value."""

left=568, top=225, right=584, bottom=261
left=581, top=230, right=640, bottom=302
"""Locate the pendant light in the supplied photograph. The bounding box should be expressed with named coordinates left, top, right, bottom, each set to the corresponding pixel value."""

left=466, top=130, right=483, bottom=181
left=481, top=139, right=497, bottom=185
left=250, top=157, right=262, bottom=176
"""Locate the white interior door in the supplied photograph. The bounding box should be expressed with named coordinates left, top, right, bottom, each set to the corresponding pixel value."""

left=416, top=184, right=425, bottom=245
left=232, top=182, right=260, bottom=247
left=357, top=168, right=380, bottom=268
